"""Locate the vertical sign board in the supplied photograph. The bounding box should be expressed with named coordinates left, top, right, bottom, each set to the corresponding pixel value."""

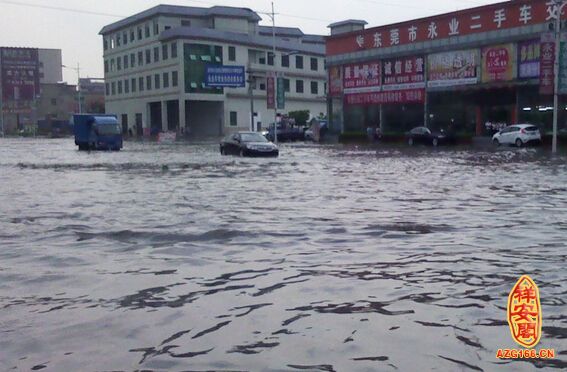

left=481, top=44, right=516, bottom=83
left=540, top=33, right=555, bottom=95
left=518, top=40, right=541, bottom=79
left=0, top=47, right=39, bottom=114
left=266, top=73, right=275, bottom=110
left=559, top=33, right=567, bottom=94
left=328, top=65, right=343, bottom=97
left=427, top=49, right=479, bottom=88
left=276, top=77, right=285, bottom=110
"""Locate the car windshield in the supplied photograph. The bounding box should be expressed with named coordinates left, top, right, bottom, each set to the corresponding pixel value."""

left=96, top=124, right=121, bottom=135
left=240, top=133, right=268, bottom=143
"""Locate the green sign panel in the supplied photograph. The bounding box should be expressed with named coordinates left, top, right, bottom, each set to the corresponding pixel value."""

left=277, top=77, right=285, bottom=110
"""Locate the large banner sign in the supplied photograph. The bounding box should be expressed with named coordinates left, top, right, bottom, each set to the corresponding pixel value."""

left=482, top=44, right=516, bottom=83
left=382, top=56, right=425, bottom=91
left=427, top=49, right=479, bottom=88
left=343, top=62, right=381, bottom=93
left=1, top=47, right=40, bottom=110
left=518, top=40, right=541, bottom=79
left=205, top=65, right=245, bottom=88
left=345, top=89, right=425, bottom=105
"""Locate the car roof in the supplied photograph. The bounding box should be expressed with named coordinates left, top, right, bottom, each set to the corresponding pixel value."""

left=511, top=124, right=538, bottom=128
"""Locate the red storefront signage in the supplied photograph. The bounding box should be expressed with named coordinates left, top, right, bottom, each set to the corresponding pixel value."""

left=482, top=44, right=516, bottom=82
left=327, top=0, right=561, bottom=56
left=1, top=47, right=40, bottom=112
left=345, top=89, right=425, bottom=105
left=267, top=75, right=275, bottom=109
left=540, top=33, right=555, bottom=95
left=343, top=62, right=381, bottom=93
left=382, top=56, right=425, bottom=91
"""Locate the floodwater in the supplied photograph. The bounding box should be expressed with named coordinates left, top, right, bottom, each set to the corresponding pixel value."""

left=0, top=138, right=566, bottom=372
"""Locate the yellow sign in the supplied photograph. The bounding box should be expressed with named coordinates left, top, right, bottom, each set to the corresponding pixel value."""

left=507, top=275, right=542, bottom=348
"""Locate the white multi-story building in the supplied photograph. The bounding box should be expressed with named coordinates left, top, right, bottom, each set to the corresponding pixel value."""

left=99, top=5, right=327, bottom=137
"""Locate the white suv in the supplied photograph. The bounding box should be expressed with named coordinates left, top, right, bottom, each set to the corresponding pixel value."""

left=492, top=124, right=542, bottom=147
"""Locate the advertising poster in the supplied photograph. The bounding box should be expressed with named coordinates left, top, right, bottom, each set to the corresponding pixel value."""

left=329, top=65, right=343, bottom=96
left=382, top=56, right=425, bottom=91
left=1, top=47, right=40, bottom=114
left=518, top=39, right=540, bottom=79
left=540, top=33, right=555, bottom=95
left=427, top=49, right=479, bottom=88
left=343, top=62, right=381, bottom=93
left=481, top=44, right=516, bottom=83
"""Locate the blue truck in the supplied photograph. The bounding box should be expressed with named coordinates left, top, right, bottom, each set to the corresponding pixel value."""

left=73, top=114, right=123, bottom=151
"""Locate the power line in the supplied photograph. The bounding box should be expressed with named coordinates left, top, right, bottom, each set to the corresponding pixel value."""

left=0, top=0, right=125, bottom=18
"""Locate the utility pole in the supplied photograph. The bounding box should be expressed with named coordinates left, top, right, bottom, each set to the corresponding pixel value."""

left=552, top=0, right=567, bottom=154
left=77, top=62, right=82, bottom=114
left=271, top=2, right=278, bottom=143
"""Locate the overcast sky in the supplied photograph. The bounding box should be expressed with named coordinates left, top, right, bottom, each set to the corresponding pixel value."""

left=0, top=0, right=504, bottom=83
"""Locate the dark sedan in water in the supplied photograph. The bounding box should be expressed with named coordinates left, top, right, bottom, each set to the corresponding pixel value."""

left=406, top=126, right=454, bottom=147
left=220, top=132, right=279, bottom=157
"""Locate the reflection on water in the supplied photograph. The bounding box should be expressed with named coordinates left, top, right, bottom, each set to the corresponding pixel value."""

left=0, top=138, right=566, bottom=371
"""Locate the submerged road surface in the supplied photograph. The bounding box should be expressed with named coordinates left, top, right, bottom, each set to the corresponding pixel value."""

left=0, top=138, right=566, bottom=371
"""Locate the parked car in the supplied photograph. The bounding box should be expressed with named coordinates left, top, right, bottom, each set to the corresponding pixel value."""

left=265, top=123, right=305, bottom=142
left=220, top=132, right=279, bottom=157
left=73, top=114, right=123, bottom=151
left=406, top=126, right=453, bottom=147
left=492, top=124, right=541, bottom=147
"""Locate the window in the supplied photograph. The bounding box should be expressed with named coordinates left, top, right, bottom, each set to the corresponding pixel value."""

left=171, top=42, right=177, bottom=58
left=130, top=30, right=135, bottom=42
left=154, top=74, right=160, bottom=89
left=324, top=82, right=327, bottom=94
left=162, top=44, right=169, bottom=60
left=51, top=98, right=57, bottom=106
left=138, top=51, right=143, bottom=66
left=117, top=81, right=123, bottom=94
left=296, top=56, right=304, bottom=69
left=259, top=54, right=266, bottom=64
left=181, top=20, right=191, bottom=27
left=103, top=39, right=108, bottom=51
left=281, top=54, right=289, bottom=68
left=165, top=26, right=171, bottom=31
left=131, top=78, right=137, bottom=93
left=259, top=83, right=266, bottom=91
left=123, top=55, right=129, bottom=69
left=228, top=46, right=236, bottom=61
left=296, top=79, right=304, bottom=93
left=104, top=60, right=109, bottom=73
left=117, top=57, right=122, bottom=71
left=116, top=34, right=121, bottom=47
left=139, top=77, right=144, bottom=91
left=268, top=52, right=275, bottom=66
left=310, top=57, right=318, bottom=71
left=145, top=49, right=151, bottom=64
left=111, top=38, right=115, bottom=49
left=125, top=79, right=130, bottom=94
left=145, top=24, right=150, bottom=38
left=111, top=82, right=116, bottom=95
left=153, top=22, right=159, bottom=35
left=123, top=32, right=128, bottom=45
left=130, top=53, right=136, bottom=68
left=105, top=83, right=110, bottom=96
left=230, top=111, right=237, bottom=126
left=146, top=76, right=152, bottom=90
left=311, top=81, right=318, bottom=95
left=137, top=27, right=142, bottom=40
left=154, top=47, right=160, bottom=63
left=172, top=71, right=178, bottom=87
left=110, top=59, right=115, bottom=72
left=283, top=78, right=290, bottom=92
left=163, top=72, right=169, bottom=88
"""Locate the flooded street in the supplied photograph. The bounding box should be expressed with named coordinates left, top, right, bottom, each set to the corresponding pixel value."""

left=0, top=138, right=566, bottom=371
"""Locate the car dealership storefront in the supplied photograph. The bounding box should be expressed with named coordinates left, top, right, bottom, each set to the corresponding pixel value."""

left=327, top=0, right=566, bottom=136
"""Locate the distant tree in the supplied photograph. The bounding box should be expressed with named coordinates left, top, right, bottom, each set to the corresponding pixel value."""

left=288, top=110, right=310, bottom=126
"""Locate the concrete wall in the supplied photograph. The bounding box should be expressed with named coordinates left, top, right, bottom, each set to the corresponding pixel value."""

left=38, top=49, right=63, bottom=84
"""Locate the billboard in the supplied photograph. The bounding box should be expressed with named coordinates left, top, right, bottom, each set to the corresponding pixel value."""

left=266, top=74, right=275, bottom=109
left=382, top=56, right=425, bottom=91
left=329, top=65, right=343, bottom=96
left=343, top=62, right=381, bottom=93
left=427, top=49, right=479, bottom=88
left=518, top=40, right=541, bottom=79
left=204, top=65, right=245, bottom=88
left=1, top=47, right=40, bottom=113
left=345, top=89, right=425, bottom=106
left=481, top=44, right=516, bottom=83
